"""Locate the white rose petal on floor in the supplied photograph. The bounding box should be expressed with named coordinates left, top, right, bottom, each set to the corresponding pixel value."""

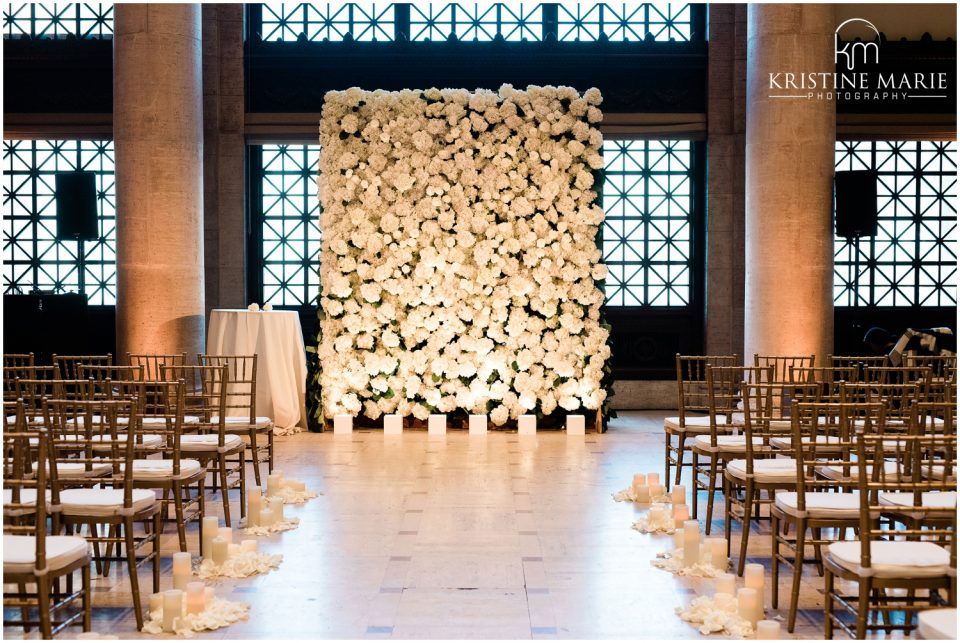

left=242, top=517, right=300, bottom=535
left=652, top=548, right=729, bottom=578
left=612, top=487, right=672, bottom=504
left=630, top=503, right=675, bottom=533
left=196, top=551, right=283, bottom=579
left=274, top=485, right=320, bottom=504
left=142, top=594, right=250, bottom=636
left=676, top=594, right=754, bottom=638
left=273, top=425, right=303, bottom=436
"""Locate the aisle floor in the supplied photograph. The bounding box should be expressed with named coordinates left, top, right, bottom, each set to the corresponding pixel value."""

left=4, top=412, right=903, bottom=639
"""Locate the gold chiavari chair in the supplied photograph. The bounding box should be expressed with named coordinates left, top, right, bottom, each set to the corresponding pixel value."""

left=3, top=411, right=92, bottom=638
left=823, top=430, right=957, bottom=639
left=664, top=354, right=740, bottom=489
left=51, top=354, right=113, bottom=380
left=829, top=355, right=889, bottom=382
left=4, top=365, right=60, bottom=403
left=772, top=401, right=886, bottom=632
left=162, top=364, right=246, bottom=527
left=904, top=353, right=958, bottom=379
left=754, top=354, right=816, bottom=384
left=198, top=354, right=275, bottom=487
left=44, top=398, right=161, bottom=631
left=840, top=379, right=924, bottom=437
left=127, top=352, right=187, bottom=381
left=4, top=352, right=35, bottom=368
left=78, top=364, right=145, bottom=384
left=691, top=366, right=768, bottom=534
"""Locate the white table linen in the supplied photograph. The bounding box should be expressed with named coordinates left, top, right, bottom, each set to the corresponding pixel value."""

left=206, top=309, right=308, bottom=431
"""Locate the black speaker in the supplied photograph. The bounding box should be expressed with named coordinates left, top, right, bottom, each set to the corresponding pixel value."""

left=55, top=171, right=99, bottom=241
left=835, top=170, right=878, bottom=238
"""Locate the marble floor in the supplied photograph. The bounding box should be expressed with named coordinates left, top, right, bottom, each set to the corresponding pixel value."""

left=4, top=412, right=914, bottom=639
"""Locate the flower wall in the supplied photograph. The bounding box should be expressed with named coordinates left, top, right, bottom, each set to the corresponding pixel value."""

left=317, top=85, right=611, bottom=426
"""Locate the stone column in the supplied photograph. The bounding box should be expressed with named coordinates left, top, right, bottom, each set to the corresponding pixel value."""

left=114, top=4, right=205, bottom=358
left=744, top=4, right=835, bottom=365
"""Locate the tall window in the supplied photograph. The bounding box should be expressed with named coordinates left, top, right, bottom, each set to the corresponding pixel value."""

left=601, top=139, right=693, bottom=306
left=2, top=139, right=117, bottom=305
left=3, top=3, right=113, bottom=39
left=834, top=141, right=957, bottom=307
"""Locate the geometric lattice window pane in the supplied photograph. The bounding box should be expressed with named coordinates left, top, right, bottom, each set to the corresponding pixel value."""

left=3, top=139, right=116, bottom=305
left=259, top=144, right=321, bottom=307
left=558, top=3, right=691, bottom=42
left=3, top=3, right=113, bottom=39
left=834, top=141, right=957, bottom=307
left=260, top=3, right=395, bottom=42
left=602, top=139, right=692, bottom=306
left=410, top=3, right=544, bottom=41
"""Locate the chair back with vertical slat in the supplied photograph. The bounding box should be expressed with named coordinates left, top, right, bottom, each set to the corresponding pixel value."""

left=197, top=354, right=258, bottom=424
left=3, top=365, right=60, bottom=401
left=161, top=364, right=228, bottom=446
left=674, top=354, right=739, bottom=426
left=702, top=365, right=767, bottom=447
left=742, top=378, right=818, bottom=467
left=789, top=366, right=858, bottom=404
left=127, top=353, right=187, bottom=381
left=52, top=354, right=113, bottom=380
left=3, top=353, right=34, bottom=369
left=828, top=355, right=889, bottom=381
left=79, top=364, right=145, bottom=385
left=754, top=354, right=816, bottom=383
left=904, top=354, right=958, bottom=379
left=842, top=378, right=924, bottom=430
left=3, top=406, right=49, bottom=573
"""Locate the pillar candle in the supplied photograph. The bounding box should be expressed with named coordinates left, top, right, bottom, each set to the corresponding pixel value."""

left=201, top=516, right=219, bottom=560
left=707, top=537, right=728, bottom=570
left=673, top=503, right=689, bottom=528
left=247, top=487, right=262, bottom=527
left=204, top=587, right=215, bottom=605
left=646, top=472, right=660, bottom=487
left=468, top=414, right=487, bottom=435
left=566, top=414, right=585, bottom=435
left=260, top=507, right=274, bottom=527
left=715, top=572, right=736, bottom=597
left=518, top=414, right=536, bottom=434
left=682, top=519, right=700, bottom=568
left=671, top=484, right=686, bottom=505
left=634, top=484, right=650, bottom=503
left=171, top=551, right=191, bottom=590
left=756, top=620, right=781, bottom=639
left=744, top=562, right=765, bottom=622
left=240, top=539, right=257, bottom=553
left=266, top=473, right=283, bottom=495
left=185, top=581, right=205, bottom=615
left=211, top=537, right=228, bottom=565
left=270, top=496, right=284, bottom=523
left=333, top=414, right=352, bottom=434
left=149, top=592, right=164, bottom=615
left=648, top=483, right=662, bottom=500
left=162, top=589, right=183, bottom=632
left=737, top=587, right=759, bottom=627
left=227, top=543, right=240, bottom=558
left=632, top=473, right=645, bottom=492
left=648, top=504, right=666, bottom=524
left=673, top=528, right=685, bottom=551
left=217, top=526, right=232, bottom=545
left=428, top=414, right=446, bottom=434
left=384, top=414, right=402, bottom=434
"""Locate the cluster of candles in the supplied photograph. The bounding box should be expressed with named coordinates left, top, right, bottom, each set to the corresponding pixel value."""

left=334, top=413, right=586, bottom=435
left=149, top=584, right=214, bottom=632
left=631, top=472, right=685, bottom=503
left=707, top=565, right=779, bottom=636
left=668, top=518, right=729, bottom=569
left=200, top=519, right=260, bottom=564
left=245, top=470, right=304, bottom=527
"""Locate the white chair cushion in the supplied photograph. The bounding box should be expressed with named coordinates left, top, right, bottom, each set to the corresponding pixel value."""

left=879, top=491, right=957, bottom=511
left=726, top=458, right=798, bottom=482
left=3, top=534, right=90, bottom=575
left=91, top=434, right=165, bottom=450
left=921, top=464, right=956, bottom=482
left=664, top=415, right=713, bottom=433
left=775, top=491, right=860, bottom=518
left=3, top=488, right=52, bottom=516
left=816, top=460, right=901, bottom=482
left=211, top=415, right=273, bottom=430
left=59, top=488, right=157, bottom=517
left=180, top=433, right=244, bottom=452
left=122, top=458, right=203, bottom=480
left=918, top=608, right=957, bottom=640
left=769, top=435, right=843, bottom=450
left=32, top=461, right=113, bottom=479
left=693, top=435, right=764, bottom=452
left=827, top=540, right=952, bottom=578
left=142, top=415, right=201, bottom=425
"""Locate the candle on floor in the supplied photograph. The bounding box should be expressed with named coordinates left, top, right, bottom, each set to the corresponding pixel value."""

left=217, top=526, right=232, bottom=545
left=518, top=414, right=536, bottom=434
left=333, top=414, right=352, bottom=434
left=682, top=519, right=700, bottom=568
left=468, top=414, right=487, bottom=434
left=211, top=537, right=228, bottom=565
left=240, top=539, right=257, bottom=553
left=632, top=473, right=644, bottom=492
left=185, top=581, right=205, bottom=615
left=673, top=528, right=685, bottom=551
left=744, top=563, right=765, bottom=622
left=149, top=592, right=164, bottom=615
left=171, top=551, right=191, bottom=590
left=648, top=504, right=666, bottom=524
left=566, top=414, right=585, bottom=435
left=162, top=589, right=183, bottom=633
left=384, top=414, right=402, bottom=434
left=428, top=414, right=446, bottom=434
left=266, top=473, right=284, bottom=495
left=707, top=537, right=728, bottom=570
left=260, top=507, right=274, bottom=527
left=247, top=487, right=262, bottom=527
left=737, top=587, right=760, bottom=627
left=671, top=484, right=686, bottom=505
left=715, top=572, right=736, bottom=597
left=756, top=620, right=781, bottom=639
left=673, top=503, right=689, bottom=528
left=201, top=516, right=219, bottom=560
left=634, top=484, right=651, bottom=503
left=649, top=484, right=663, bottom=500
left=270, top=496, right=284, bottom=523
left=646, top=472, right=660, bottom=487
left=227, top=543, right=241, bottom=559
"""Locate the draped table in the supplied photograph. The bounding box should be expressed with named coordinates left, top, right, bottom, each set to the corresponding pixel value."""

left=206, top=309, right=308, bottom=432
